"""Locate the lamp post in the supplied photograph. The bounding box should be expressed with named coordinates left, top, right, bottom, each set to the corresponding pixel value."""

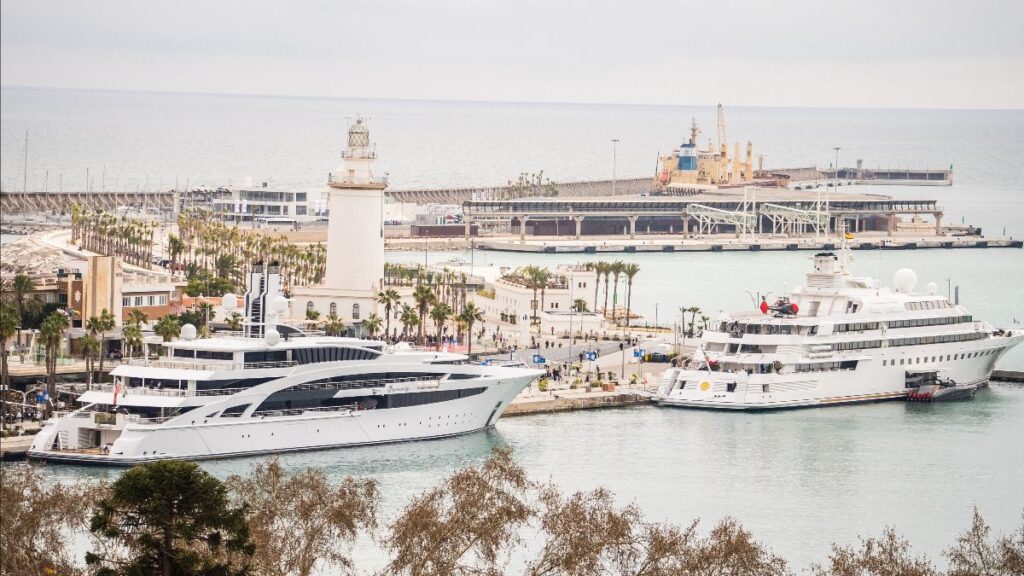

left=612, top=139, right=620, bottom=196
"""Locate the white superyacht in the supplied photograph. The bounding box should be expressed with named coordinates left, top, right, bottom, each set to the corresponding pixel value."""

left=30, top=264, right=542, bottom=464
left=656, top=243, right=1023, bottom=410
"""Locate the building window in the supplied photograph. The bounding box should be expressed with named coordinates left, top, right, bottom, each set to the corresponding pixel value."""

left=329, top=302, right=337, bottom=316
left=352, top=303, right=361, bottom=320
left=297, top=193, right=307, bottom=202
left=306, top=301, right=314, bottom=312
left=296, top=206, right=307, bottom=215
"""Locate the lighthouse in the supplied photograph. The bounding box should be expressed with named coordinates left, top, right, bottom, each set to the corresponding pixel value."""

left=324, top=118, right=388, bottom=294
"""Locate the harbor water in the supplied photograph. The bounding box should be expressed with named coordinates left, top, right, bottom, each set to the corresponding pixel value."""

left=3, top=87, right=1023, bottom=570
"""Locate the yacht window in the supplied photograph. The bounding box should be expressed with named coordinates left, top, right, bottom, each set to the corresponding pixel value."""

left=807, top=301, right=821, bottom=316
left=726, top=383, right=737, bottom=393
left=762, top=384, right=770, bottom=393
left=173, top=348, right=196, bottom=358
left=221, top=404, right=250, bottom=418
left=195, top=350, right=234, bottom=360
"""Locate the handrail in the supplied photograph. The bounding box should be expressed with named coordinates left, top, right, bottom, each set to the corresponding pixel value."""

left=252, top=404, right=358, bottom=418
left=123, top=358, right=297, bottom=371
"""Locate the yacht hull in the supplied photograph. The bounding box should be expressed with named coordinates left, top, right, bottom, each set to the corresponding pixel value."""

left=29, top=373, right=535, bottom=465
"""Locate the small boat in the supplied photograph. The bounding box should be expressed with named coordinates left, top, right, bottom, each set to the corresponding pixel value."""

left=907, top=371, right=977, bottom=402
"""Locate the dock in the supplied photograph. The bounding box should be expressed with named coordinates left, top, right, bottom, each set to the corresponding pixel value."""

left=505, top=389, right=653, bottom=416
left=476, top=236, right=1021, bottom=254
left=993, top=370, right=1024, bottom=383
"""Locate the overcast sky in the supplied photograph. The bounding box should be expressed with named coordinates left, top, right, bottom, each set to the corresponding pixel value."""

left=2, top=0, right=1022, bottom=109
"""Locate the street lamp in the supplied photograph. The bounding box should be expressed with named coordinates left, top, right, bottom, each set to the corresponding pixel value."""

left=611, top=139, right=620, bottom=196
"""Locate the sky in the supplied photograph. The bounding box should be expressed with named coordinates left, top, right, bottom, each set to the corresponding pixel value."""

left=2, top=0, right=1022, bottom=109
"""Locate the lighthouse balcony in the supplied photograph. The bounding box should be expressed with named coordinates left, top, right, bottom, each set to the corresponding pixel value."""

left=341, top=149, right=378, bottom=159
left=328, top=174, right=389, bottom=188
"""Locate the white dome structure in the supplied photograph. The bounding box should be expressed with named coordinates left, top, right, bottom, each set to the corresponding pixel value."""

left=271, top=295, right=289, bottom=314
left=265, top=329, right=281, bottom=346
left=181, top=323, right=197, bottom=340
left=926, top=282, right=938, bottom=295
left=222, top=293, right=238, bottom=311
left=893, top=268, right=918, bottom=293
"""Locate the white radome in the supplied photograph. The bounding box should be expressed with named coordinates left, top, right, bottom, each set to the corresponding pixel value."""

left=265, top=329, right=281, bottom=346
left=181, top=324, right=197, bottom=340
left=893, top=268, right=918, bottom=293
left=222, top=293, right=238, bottom=311
left=272, top=295, right=289, bottom=314
left=926, top=282, right=938, bottom=295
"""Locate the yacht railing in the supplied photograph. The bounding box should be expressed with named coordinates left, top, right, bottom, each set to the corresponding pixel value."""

left=123, top=358, right=297, bottom=371
left=287, top=376, right=442, bottom=393
left=94, top=385, right=255, bottom=398
left=253, top=404, right=359, bottom=418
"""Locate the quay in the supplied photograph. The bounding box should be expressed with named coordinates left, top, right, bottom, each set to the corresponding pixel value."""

left=475, top=235, right=1021, bottom=254
left=505, top=388, right=653, bottom=416
left=993, top=370, right=1024, bottom=383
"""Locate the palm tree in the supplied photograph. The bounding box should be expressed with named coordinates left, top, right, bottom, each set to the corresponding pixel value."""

left=80, top=333, right=100, bottom=390
left=323, top=313, right=345, bottom=337
left=362, top=313, right=384, bottom=339
left=197, top=302, right=215, bottom=337
left=167, top=233, right=185, bottom=272
left=94, top=309, right=116, bottom=384
left=610, top=261, right=625, bottom=322
left=122, top=323, right=143, bottom=359
left=534, top=267, right=552, bottom=318
left=680, top=306, right=702, bottom=338
left=126, top=308, right=148, bottom=328
left=458, top=302, right=483, bottom=356
left=413, top=285, right=436, bottom=346
left=592, top=261, right=605, bottom=313
left=0, top=304, right=19, bottom=410
left=39, top=311, right=70, bottom=403
left=573, top=298, right=589, bottom=313
left=154, top=315, right=182, bottom=342
left=601, top=262, right=612, bottom=319
left=226, top=312, right=244, bottom=331
left=376, top=288, right=401, bottom=338
left=10, top=274, right=35, bottom=349
left=399, top=304, right=418, bottom=340
left=429, top=302, right=452, bottom=351
left=622, top=263, right=640, bottom=327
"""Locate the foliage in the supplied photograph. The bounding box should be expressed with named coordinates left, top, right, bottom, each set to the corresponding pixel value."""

left=87, top=460, right=255, bottom=576
left=126, top=307, right=149, bottom=328
left=40, top=310, right=71, bottom=399
left=377, top=288, right=401, bottom=338
left=384, top=447, right=533, bottom=575
left=0, top=302, right=19, bottom=390
left=413, top=285, right=436, bottom=345
left=363, top=313, right=384, bottom=339
left=305, top=307, right=321, bottom=322
left=430, top=302, right=452, bottom=351
left=459, top=302, right=484, bottom=356
left=226, top=311, right=245, bottom=331
left=812, top=526, right=936, bottom=576
left=227, top=458, right=379, bottom=576
left=573, top=298, right=589, bottom=313
left=154, top=314, right=183, bottom=342
left=122, top=322, right=144, bottom=359
left=323, top=312, right=346, bottom=337
left=0, top=464, right=100, bottom=576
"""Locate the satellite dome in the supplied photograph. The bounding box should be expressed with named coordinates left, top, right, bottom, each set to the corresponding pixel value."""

left=265, top=329, right=280, bottom=346
left=271, top=295, right=289, bottom=314
left=893, top=268, right=918, bottom=293
left=181, top=323, right=197, bottom=341
left=926, top=282, right=938, bottom=295
left=222, top=293, right=238, bottom=311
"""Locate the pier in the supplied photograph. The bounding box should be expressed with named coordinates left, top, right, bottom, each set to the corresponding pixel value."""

left=505, top=388, right=653, bottom=416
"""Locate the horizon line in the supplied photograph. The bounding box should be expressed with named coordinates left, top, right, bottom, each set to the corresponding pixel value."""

left=2, top=83, right=1022, bottom=113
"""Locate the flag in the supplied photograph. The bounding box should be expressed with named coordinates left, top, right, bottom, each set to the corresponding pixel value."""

left=112, top=379, right=123, bottom=406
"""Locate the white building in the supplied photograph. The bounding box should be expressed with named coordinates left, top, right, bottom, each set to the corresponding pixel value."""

left=480, top=264, right=602, bottom=334
left=211, top=185, right=328, bottom=225
left=291, top=118, right=387, bottom=325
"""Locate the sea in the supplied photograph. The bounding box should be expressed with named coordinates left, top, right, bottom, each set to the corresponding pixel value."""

left=2, top=86, right=1023, bottom=570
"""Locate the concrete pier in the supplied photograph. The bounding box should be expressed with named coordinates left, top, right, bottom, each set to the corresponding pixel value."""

left=505, top=389, right=653, bottom=416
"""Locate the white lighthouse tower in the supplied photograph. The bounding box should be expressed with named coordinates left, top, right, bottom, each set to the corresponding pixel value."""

left=325, top=117, right=388, bottom=294
left=291, top=117, right=387, bottom=326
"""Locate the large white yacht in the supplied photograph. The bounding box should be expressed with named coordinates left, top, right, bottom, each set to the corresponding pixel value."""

left=656, top=244, right=1023, bottom=410
left=30, top=264, right=542, bottom=464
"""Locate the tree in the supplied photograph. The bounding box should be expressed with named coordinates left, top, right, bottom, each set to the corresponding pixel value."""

left=197, top=302, right=216, bottom=338
left=609, top=261, right=625, bottom=322
left=384, top=448, right=532, bottom=576
left=323, top=312, right=346, bottom=337
left=40, top=310, right=70, bottom=402
left=80, top=333, right=100, bottom=390
left=94, top=308, right=116, bottom=385
left=226, top=312, right=244, bottom=331
left=600, top=262, right=612, bottom=319
left=812, top=526, right=936, bottom=576
left=305, top=307, right=321, bottom=322
left=10, top=274, right=36, bottom=351
left=167, top=233, right=185, bottom=271
left=126, top=307, right=148, bottom=328
left=944, top=508, right=1022, bottom=576
left=87, top=460, right=255, bottom=576
left=400, top=304, right=419, bottom=340
left=430, top=302, right=452, bottom=351
left=0, top=303, right=18, bottom=397
left=363, top=313, right=384, bottom=339
left=413, top=285, right=436, bottom=346
left=622, top=262, right=640, bottom=327
left=122, top=323, right=144, bottom=359
left=459, top=302, right=484, bottom=356
left=572, top=298, right=589, bottom=313
left=1, top=464, right=100, bottom=576
left=377, top=288, right=401, bottom=338
left=227, top=459, right=379, bottom=576
left=154, top=314, right=182, bottom=342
